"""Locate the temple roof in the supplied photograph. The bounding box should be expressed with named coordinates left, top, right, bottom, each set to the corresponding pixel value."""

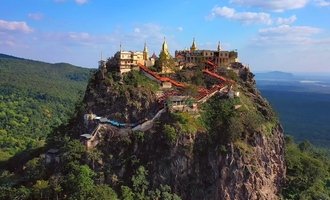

left=161, top=37, right=170, bottom=56
left=190, top=38, right=197, bottom=51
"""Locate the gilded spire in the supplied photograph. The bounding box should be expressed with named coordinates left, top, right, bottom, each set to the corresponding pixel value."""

left=143, top=41, right=148, bottom=53
left=190, top=37, right=197, bottom=51
left=143, top=41, right=149, bottom=61
left=162, top=37, right=168, bottom=52
left=161, top=37, right=169, bottom=56
left=217, top=41, right=221, bottom=51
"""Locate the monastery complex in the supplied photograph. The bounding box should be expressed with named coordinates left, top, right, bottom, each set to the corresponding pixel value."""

left=102, top=38, right=239, bottom=74
left=84, top=38, right=245, bottom=148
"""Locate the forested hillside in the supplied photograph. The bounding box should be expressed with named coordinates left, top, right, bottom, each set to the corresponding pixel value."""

left=0, top=54, right=92, bottom=161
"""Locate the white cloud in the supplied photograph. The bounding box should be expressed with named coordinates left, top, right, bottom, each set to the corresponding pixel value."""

left=129, top=24, right=164, bottom=41
left=40, top=31, right=97, bottom=47
left=230, top=0, right=309, bottom=12
left=39, top=23, right=167, bottom=52
left=243, top=24, right=330, bottom=72
left=68, top=32, right=91, bottom=41
left=119, top=23, right=169, bottom=51
left=255, top=25, right=321, bottom=45
left=210, top=6, right=272, bottom=25
left=28, top=13, right=44, bottom=21
left=0, top=19, right=33, bottom=33
left=259, top=25, right=320, bottom=36
left=0, top=29, right=31, bottom=50
left=134, top=28, right=141, bottom=33
left=276, top=15, right=297, bottom=25
left=314, top=0, right=330, bottom=6
left=177, top=27, right=184, bottom=32
left=212, top=6, right=235, bottom=18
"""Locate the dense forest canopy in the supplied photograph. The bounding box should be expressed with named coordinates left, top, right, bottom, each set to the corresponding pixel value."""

left=0, top=54, right=92, bottom=161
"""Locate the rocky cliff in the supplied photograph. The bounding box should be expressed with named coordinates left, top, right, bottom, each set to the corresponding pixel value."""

left=71, top=65, right=286, bottom=200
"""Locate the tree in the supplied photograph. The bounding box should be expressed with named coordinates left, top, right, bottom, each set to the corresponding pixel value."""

left=49, top=175, right=63, bottom=200
left=283, top=139, right=330, bottom=199
left=60, top=138, right=85, bottom=169
left=132, top=166, right=149, bottom=200
left=90, top=184, right=118, bottom=200
left=201, top=96, right=240, bottom=144
left=191, top=69, right=204, bottom=86
left=64, top=165, right=95, bottom=199
left=87, top=148, right=103, bottom=170
left=121, top=186, right=134, bottom=200
left=0, top=186, right=31, bottom=200
left=0, top=170, right=15, bottom=187
left=149, top=185, right=181, bottom=200
left=163, top=124, right=177, bottom=144
left=24, top=157, right=45, bottom=181
left=155, top=51, right=176, bottom=74
left=33, top=180, right=49, bottom=199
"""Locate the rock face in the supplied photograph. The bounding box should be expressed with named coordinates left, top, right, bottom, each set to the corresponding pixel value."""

left=83, top=71, right=159, bottom=122
left=76, top=67, right=286, bottom=200
left=216, top=126, right=285, bottom=200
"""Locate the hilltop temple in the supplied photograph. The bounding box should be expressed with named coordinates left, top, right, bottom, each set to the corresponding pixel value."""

left=157, top=38, right=177, bottom=74
left=103, top=38, right=239, bottom=74
left=108, top=42, right=156, bottom=74
left=175, top=38, right=239, bottom=68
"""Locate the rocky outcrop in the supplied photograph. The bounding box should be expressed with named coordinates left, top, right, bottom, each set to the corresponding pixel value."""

left=74, top=68, right=286, bottom=199
left=83, top=71, right=159, bottom=122
left=216, top=125, right=285, bottom=200
left=93, top=121, right=285, bottom=200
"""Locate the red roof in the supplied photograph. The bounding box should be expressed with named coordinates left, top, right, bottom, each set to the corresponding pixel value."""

left=138, top=64, right=186, bottom=88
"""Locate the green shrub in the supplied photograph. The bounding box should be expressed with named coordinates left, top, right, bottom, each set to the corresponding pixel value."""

left=201, top=96, right=241, bottom=144
left=163, top=124, right=177, bottom=143
left=226, top=69, right=239, bottom=82
left=134, top=131, right=145, bottom=142
left=123, top=71, right=159, bottom=91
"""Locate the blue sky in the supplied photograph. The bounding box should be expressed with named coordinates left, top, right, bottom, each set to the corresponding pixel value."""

left=1, top=0, right=330, bottom=72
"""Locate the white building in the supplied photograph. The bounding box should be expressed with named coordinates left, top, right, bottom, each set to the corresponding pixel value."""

left=112, top=43, right=155, bottom=74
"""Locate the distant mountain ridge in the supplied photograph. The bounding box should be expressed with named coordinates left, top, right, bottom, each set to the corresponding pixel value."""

left=0, top=53, right=93, bottom=101
left=0, top=53, right=77, bottom=66
left=255, top=71, right=294, bottom=80
left=0, top=53, right=24, bottom=60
